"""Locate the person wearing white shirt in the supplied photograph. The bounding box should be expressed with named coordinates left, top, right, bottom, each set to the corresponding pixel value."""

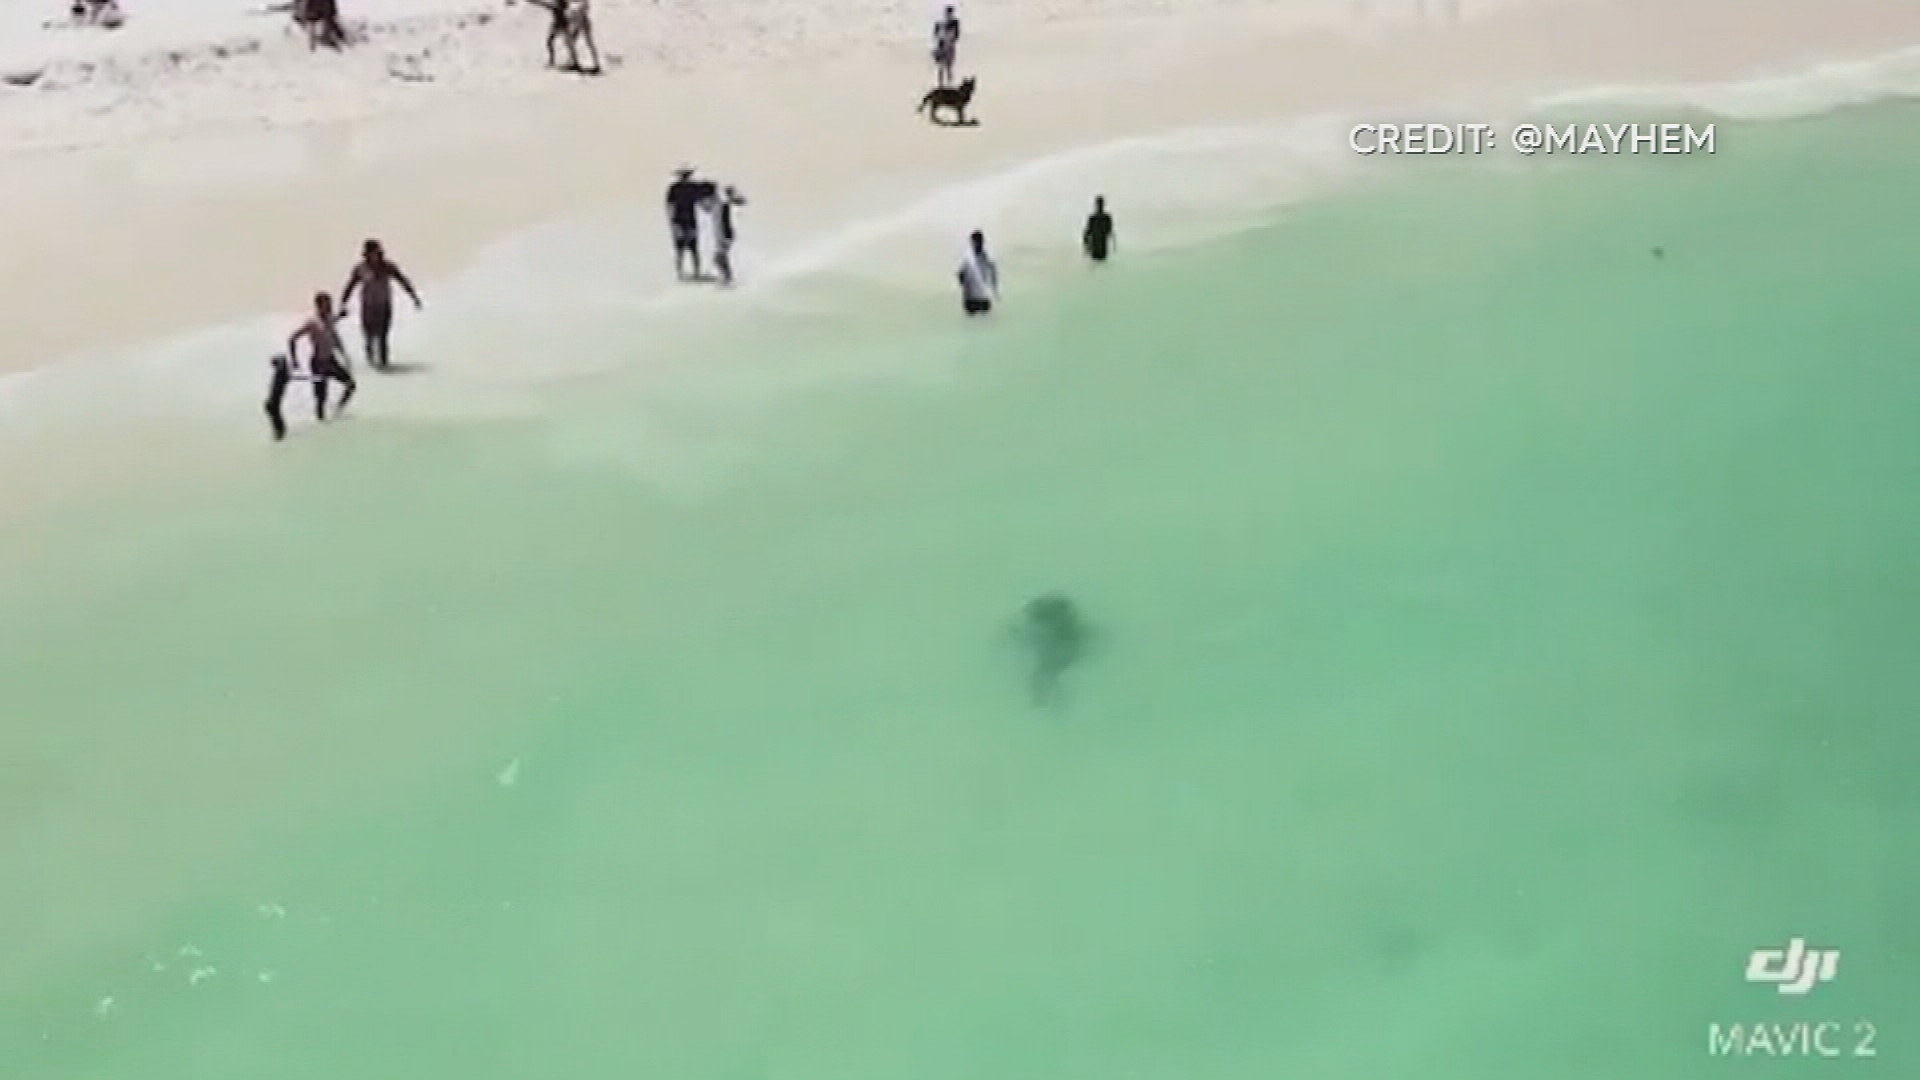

left=956, top=230, right=998, bottom=316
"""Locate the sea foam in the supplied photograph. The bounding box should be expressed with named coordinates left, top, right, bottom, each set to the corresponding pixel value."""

left=4, top=41, right=1918, bottom=431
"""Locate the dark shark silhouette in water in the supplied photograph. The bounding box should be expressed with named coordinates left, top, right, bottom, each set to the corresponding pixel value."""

left=1014, top=592, right=1093, bottom=706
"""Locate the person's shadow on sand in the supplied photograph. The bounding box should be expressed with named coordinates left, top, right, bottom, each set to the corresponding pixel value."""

left=375, top=361, right=431, bottom=375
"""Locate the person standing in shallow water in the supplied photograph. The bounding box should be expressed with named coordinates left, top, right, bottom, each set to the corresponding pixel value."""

left=339, top=239, right=422, bottom=372
left=707, top=185, right=747, bottom=286
left=288, top=292, right=356, bottom=421
left=666, top=167, right=718, bottom=281
left=1082, top=196, right=1115, bottom=263
left=264, top=352, right=298, bottom=441
left=956, top=229, right=998, bottom=316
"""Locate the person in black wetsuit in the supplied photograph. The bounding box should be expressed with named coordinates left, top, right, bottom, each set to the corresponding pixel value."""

left=265, top=352, right=296, bottom=441
left=665, top=167, right=718, bottom=281
left=339, top=239, right=422, bottom=372
left=1082, top=196, right=1115, bottom=263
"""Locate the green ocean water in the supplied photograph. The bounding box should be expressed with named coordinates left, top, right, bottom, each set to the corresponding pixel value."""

left=4, top=105, right=1919, bottom=1078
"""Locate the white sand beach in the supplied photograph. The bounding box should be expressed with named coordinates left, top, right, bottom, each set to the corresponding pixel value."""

left=0, top=0, right=1907, bottom=534
left=1, top=0, right=1915, bottom=378
left=0, top=0, right=1911, bottom=531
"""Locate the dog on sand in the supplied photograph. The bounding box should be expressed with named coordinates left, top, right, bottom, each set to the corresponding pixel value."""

left=917, top=76, right=977, bottom=126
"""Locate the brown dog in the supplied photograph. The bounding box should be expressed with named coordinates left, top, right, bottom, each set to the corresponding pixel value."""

left=917, top=76, right=977, bottom=125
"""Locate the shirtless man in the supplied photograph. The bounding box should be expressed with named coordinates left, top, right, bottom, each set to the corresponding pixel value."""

left=931, top=6, right=961, bottom=88
left=289, top=291, right=356, bottom=421
left=525, top=0, right=600, bottom=73
left=339, top=239, right=422, bottom=372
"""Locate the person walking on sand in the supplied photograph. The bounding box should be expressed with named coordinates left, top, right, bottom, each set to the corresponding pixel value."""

left=526, top=0, right=600, bottom=73
left=296, top=0, right=346, bottom=49
left=339, top=239, right=422, bottom=372
left=1082, top=196, right=1115, bottom=263
left=289, top=292, right=356, bottom=421
left=956, top=229, right=998, bottom=316
left=931, top=5, right=961, bottom=87
left=707, top=185, right=747, bottom=286
left=666, top=166, right=717, bottom=281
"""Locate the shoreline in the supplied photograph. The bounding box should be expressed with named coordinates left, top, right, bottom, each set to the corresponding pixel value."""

left=3, top=0, right=1917, bottom=377
left=3, top=0, right=1920, bottom=1012
left=0, top=0, right=1915, bottom=530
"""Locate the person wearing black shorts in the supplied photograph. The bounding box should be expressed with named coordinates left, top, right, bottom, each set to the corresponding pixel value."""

left=309, top=349, right=355, bottom=422
left=666, top=167, right=717, bottom=281
left=956, top=229, right=998, bottom=316
left=289, top=291, right=356, bottom=421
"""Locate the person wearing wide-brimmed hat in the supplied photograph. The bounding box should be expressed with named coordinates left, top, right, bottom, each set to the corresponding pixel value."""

left=664, top=166, right=717, bottom=281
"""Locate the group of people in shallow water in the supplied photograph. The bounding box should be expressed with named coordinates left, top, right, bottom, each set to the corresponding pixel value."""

left=664, top=166, right=749, bottom=285
left=954, top=195, right=1116, bottom=317
left=263, top=169, right=746, bottom=442
left=263, top=190, right=1112, bottom=441
left=266, top=239, right=421, bottom=441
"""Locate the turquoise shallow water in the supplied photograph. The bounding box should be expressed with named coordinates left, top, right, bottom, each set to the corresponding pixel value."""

left=4, top=105, right=1920, bottom=1078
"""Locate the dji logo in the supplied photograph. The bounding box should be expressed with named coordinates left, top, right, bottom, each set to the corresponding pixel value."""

left=1745, top=939, right=1839, bottom=995
left=1709, top=939, right=1873, bottom=1059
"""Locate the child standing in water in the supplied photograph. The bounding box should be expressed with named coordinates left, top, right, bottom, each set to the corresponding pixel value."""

left=707, top=185, right=747, bottom=286
left=264, top=352, right=297, bottom=441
